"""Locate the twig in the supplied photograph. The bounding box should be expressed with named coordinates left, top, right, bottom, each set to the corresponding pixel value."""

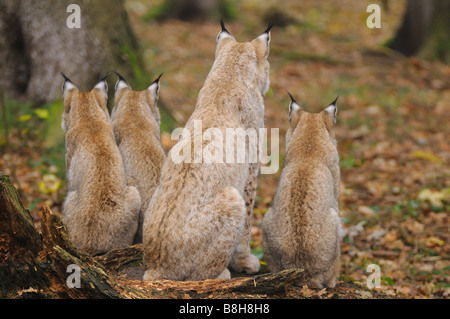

left=371, top=250, right=400, bottom=258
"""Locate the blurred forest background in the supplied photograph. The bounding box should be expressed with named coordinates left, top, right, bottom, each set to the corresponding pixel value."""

left=0, top=0, right=448, bottom=298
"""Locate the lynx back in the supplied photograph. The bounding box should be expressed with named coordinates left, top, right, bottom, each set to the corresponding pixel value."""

left=111, top=73, right=166, bottom=243
left=262, top=93, right=342, bottom=288
left=142, top=20, right=272, bottom=281
left=61, top=73, right=141, bottom=255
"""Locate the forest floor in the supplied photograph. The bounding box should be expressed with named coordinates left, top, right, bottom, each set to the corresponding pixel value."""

left=0, top=0, right=448, bottom=298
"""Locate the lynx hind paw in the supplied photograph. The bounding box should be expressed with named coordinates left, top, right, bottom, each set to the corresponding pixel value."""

left=143, top=269, right=162, bottom=281
left=215, top=268, right=231, bottom=280
left=231, top=252, right=260, bottom=275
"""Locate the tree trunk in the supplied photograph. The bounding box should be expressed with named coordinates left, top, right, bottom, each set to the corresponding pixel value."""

left=417, top=0, right=450, bottom=63
left=0, top=0, right=141, bottom=106
left=0, top=173, right=395, bottom=299
left=388, top=0, right=450, bottom=63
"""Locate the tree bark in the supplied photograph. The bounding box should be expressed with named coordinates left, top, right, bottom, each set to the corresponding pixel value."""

left=388, top=0, right=450, bottom=63
left=0, top=0, right=141, bottom=106
left=417, top=0, right=450, bottom=63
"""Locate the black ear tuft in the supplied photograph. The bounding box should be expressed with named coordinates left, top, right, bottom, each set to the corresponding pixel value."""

left=217, top=18, right=234, bottom=44
left=98, top=72, right=112, bottom=83
left=152, top=72, right=164, bottom=85
left=219, top=17, right=231, bottom=34
left=61, top=72, right=72, bottom=83
left=286, top=90, right=297, bottom=104
left=114, top=71, right=128, bottom=85
left=330, top=95, right=339, bottom=106
left=263, top=21, right=274, bottom=34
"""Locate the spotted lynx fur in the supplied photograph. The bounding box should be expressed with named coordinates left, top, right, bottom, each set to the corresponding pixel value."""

left=61, top=73, right=141, bottom=255
left=142, top=20, right=272, bottom=280
left=111, top=73, right=166, bottom=243
left=262, top=93, right=342, bottom=288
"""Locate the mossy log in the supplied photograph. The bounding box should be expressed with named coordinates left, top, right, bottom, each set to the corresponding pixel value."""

left=0, top=173, right=393, bottom=299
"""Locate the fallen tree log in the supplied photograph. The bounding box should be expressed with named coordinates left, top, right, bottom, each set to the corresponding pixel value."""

left=0, top=174, right=145, bottom=298
left=96, top=244, right=306, bottom=298
left=0, top=174, right=395, bottom=299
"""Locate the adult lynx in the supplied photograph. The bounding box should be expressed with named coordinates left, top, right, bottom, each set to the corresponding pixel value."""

left=262, top=93, right=342, bottom=288
left=142, top=20, right=272, bottom=281
left=61, top=73, right=141, bottom=255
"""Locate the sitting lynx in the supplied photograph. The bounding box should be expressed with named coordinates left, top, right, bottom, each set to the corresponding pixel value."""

left=262, top=93, right=342, bottom=288
left=142, top=20, right=272, bottom=281
left=111, top=73, right=166, bottom=243
left=61, top=73, right=141, bottom=255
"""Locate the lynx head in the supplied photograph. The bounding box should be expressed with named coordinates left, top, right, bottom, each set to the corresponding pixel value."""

left=112, top=72, right=162, bottom=127
left=214, top=19, right=272, bottom=95
left=286, top=92, right=338, bottom=152
left=61, top=72, right=110, bottom=132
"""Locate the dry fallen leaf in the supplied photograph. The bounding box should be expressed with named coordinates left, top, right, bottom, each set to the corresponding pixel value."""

left=317, top=288, right=327, bottom=297
left=425, top=236, right=445, bottom=247
left=417, top=189, right=446, bottom=207
left=411, top=150, right=443, bottom=164
left=300, top=285, right=313, bottom=297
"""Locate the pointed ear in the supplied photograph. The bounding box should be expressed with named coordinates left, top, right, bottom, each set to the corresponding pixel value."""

left=216, top=18, right=235, bottom=55
left=91, top=72, right=111, bottom=98
left=322, top=96, right=338, bottom=129
left=287, top=91, right=302, bottom=127
left=61, top=72, right=78, bottom=101
left=324, top=96, right=338, bottom=123
left=217, top=17, right=234, bottom=42
left=287, top=92, right=302, bottom=124
left=91, top=73, right=111, bottom=113
left=147, top=73, right=163, bottom=105
left=148, top=73, right=162, bottom=96
left=251, top=21, right=273, bottom=58
left=114, top=71, right=130, bottom=94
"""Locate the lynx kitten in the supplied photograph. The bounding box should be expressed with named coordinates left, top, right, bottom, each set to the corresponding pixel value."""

left=142, top=20, right=272, bottom=281
left=111, top=73, right=166, bottom=243
left=61, top=73, right=141, bottom=255
left=262, top=93, right=342, bottom=288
